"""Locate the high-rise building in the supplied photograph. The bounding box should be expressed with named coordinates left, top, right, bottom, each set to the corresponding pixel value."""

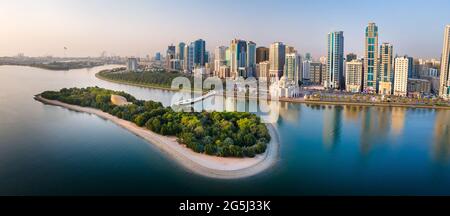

left=230, top=39, right=247, bottom=78
left=302, top=60, right=311, bottom=83
left=214, top=46, right=227, bottom=76
left=284, top=53, right=301, bottom=84
left=345, top=59, right=363, bottom=92
left=364, top=23, right=379, bottom=93
left=346, top=53, right=357, bottom=62
left=193, top=39, right=206, bottom=67
left=166, top=44, right=176, bottom=69
left=176, top=42, right=186, bottom=61
left=247, top=41, right=257, bottom=77
left=257, top=61, right=270, bottom=81
left=325, top=31, right=344, bottom=90
left=310, top=62, right=324, bottom=85
left=406, top=56, right=415, bottom=78
left=183, top=44, right=190, bottom=72
left=225, top=47, right=231, bottom=66
left=439, top=25, right=450, bottom=98
left=378, top=43, right=394, bottom=95
left=256, top=47, right=269, bottom=63
left=127, top=57, right=139, bottom=72
left=393, top=56, right=411, bottom=96
left=269, top=42, right=286, bottom=80
left=155, top=52, right=161, bottom=61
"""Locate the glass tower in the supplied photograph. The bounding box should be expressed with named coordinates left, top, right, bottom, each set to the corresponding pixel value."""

left=364, top=23, right=379, bottom=93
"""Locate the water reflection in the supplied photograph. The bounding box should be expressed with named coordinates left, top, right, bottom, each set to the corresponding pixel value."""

left=433, top=110, right=450, bottom=163
left=391, top=107, right=406, bottom=135
left=322, top=106, right=343, bottom=150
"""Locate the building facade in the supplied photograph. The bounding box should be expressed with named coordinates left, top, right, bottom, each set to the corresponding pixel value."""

left=127, top=57, right=139, bottom=72
left=407, top=78, right=431, bottom=96
left=302, top=60, right=311, bottom=83
left=378, top=43, right=394, bottom=95
left=230, top=39, right=247, bottom=78
left=269, top=42, right=286, bottom=80
left=364, top=23, right=379, bottom=93
left=247, top=41, right=257, bottom=77
left=345, top=59, right=363, bottom=93
left=325, top=31, right=344, bottom=90
left=393, top=56, right=411, bottom=96
left=256, top=47, right=269, bottom=63
left=439, top=25, right=450, bottom=98
left=193, top=39, right=206, bottom=67
left=310, top=62, right=324, bottom=85
left=284, top=53, right=301, bottom=84
left=214, top=46, right=227, bottom=76
left=257, top=61, right=270, bottom=81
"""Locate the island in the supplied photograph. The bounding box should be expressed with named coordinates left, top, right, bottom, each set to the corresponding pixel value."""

left=34, top=87, right=279, bottom=179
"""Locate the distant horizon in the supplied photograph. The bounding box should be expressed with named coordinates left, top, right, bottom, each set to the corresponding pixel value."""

left=1, top=0, right=449, bottom=59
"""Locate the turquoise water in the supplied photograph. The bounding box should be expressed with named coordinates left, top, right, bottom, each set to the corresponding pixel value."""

left=0, top=65, right=449, bottom=195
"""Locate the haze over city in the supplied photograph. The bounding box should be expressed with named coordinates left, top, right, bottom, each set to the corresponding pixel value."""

left=1, top=0, right=449, bottom=58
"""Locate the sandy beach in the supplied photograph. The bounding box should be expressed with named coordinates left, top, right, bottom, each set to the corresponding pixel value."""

left=34, top=95, right=279, bottom=179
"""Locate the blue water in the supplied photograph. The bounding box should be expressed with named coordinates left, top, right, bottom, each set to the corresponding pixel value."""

left=0, top=65, right=448, bottom=195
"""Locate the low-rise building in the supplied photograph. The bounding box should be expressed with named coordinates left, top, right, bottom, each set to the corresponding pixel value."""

left=407, top=78, right=431, bottom=96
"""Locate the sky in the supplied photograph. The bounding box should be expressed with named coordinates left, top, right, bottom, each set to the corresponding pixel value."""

left=0, top=0, right=449, bottom=59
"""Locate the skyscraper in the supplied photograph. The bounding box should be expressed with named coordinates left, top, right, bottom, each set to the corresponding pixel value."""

left=407, top=56, right=415, bottom=78
left=284, top=53, right=301, bottom=84
left=345, top=59, right=363, bottom=92
left=378, top=43, right=394, bottom=95
left=325, top=31, right=344, bottom=90
left=214, top=46, right=227, bottom=76
left=302, top=59, right=311, bottom=83
left=269, top=42, right=286, bottom=80
left=166, top=44, right=176, bottom=70
left=247, top=41, right=257, bottom=77
left=439, top=25, right=450, bottom=98
left=394, top=56, right=411, bottom=96
left=193, top=39, right=206, bottom=67
left=230, top=39, right=247, bottom=78
left=183, top=44, right=190, bottom=72
left=256, top=47, right=269, bottom=63
left=364, top=23, right=379, bottom=93
left=176, top=42, right=186, bottom=61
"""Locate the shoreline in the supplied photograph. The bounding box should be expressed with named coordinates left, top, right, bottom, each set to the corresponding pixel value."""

left=96, top=72, right=449, bottom=110
left=34, top=95, right=280, bottom=179
left=280, top=98, right=450, bottom=110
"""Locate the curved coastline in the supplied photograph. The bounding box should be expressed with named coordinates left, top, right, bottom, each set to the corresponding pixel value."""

left=34, top=95, right=280, bottom=179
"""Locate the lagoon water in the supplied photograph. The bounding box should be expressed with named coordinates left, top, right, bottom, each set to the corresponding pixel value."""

left=0, top=65, right=449, bottom=195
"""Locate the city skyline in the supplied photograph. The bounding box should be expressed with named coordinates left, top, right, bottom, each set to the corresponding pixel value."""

left=1, top=0, right=450, bottom=58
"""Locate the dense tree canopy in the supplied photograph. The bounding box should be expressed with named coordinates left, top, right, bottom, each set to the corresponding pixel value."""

left=41, top=87, right=270, bottom=158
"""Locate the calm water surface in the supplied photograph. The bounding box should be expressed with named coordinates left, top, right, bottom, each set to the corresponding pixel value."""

left=0, top=65, right=449, bottom=195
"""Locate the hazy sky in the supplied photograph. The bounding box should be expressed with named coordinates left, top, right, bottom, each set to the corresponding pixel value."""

left=1, top=0, right=449, bottom=59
